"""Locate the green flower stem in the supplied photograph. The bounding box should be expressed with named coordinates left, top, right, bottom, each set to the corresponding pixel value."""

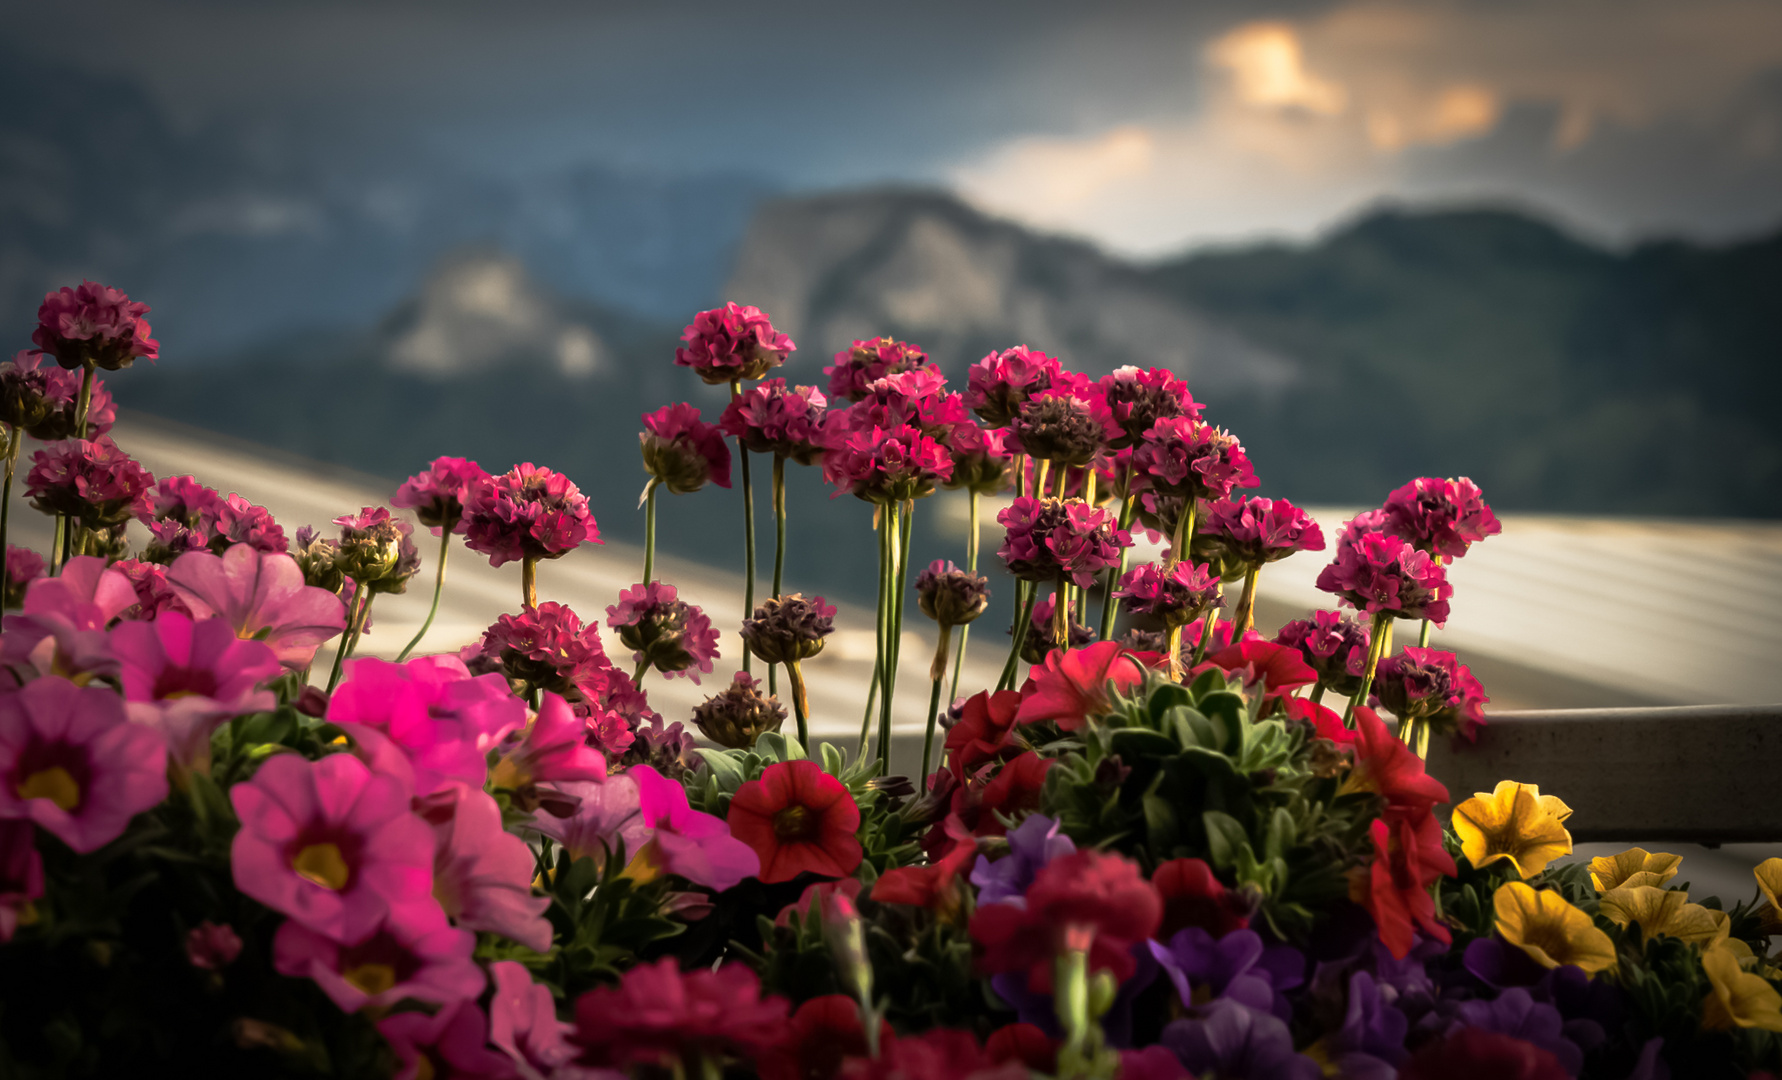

left=521, top=555, right=537, bottom=610
left=731, top=379, right=756, bottom=675
left=1189, top=606, right=1218, bottom=667
left=948, top=488, right=980, bottom=703
left=769, top=455, right=788, bottom=699
left=1014, top=453, right=1026, bottom=499
left=74, top=361, right=94, bottom=438
left=786, top=659, right=810, bottom=746
left=633, top=656, right=651, bottom=687
left=396, top=527, right=451, bottom=661
left=59, top=511, right=73, bottom=569
left=1310, top=683, right=1326, bottom=706
left=922, top=624, right=953, bottom=780
left=641, top=478, right=660, bottom=585
left=1232, top=565, right=1260, bottom=634
left=1053, top=576, right=1069, bottom=646
left=877, top=500, right=915, bottom=776
left=860, top=513, right=888, bottom=759
left=1054, top=946, right=1092, bottom=1060
left=48, top=515, right=64, bottom=576
left=0, top=428, right=18, bottom=597
left=1098, top=491, right=1137, bottom=641
left=1163, top=497, right=1199, bottom=680
left=1344, top=612, right=1394, bottom=727
left=1418, top=618, right=1432, bottom=648
left=325, top=585, right=372, bottom=693
left=1033, top=459, right=1051, bottom=506
left=998, top=581, right=1037, bottom=692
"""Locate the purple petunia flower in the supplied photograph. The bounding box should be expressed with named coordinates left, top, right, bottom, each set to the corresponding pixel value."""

left=1160, top=998, right=1322, bottom=1080
left=462, top=463, right=600, bottom=567
left=1149, top=927, right=1304, bottom=1024
left=719, top=378, right=828, bottom=463
left=1319, top=970, right=1410, bottom=1079
left=1450, top=988, right=1585, bottom=1076
left=674, top=302, right=795, bottom=385
left=1381, top=476, right=1502, bottom=561
left=824, top=336, right=930, bottom=402
left=970, top=813, right=1077, bottom=907
left=1315, top=530, right=1453, bottom=625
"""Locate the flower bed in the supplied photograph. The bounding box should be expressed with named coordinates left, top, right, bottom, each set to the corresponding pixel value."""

left=0, top=287, right=1778, bottom=1078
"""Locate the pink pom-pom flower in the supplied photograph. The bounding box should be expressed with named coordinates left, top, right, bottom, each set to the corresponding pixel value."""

left=640, top=403, right=732, bottom=494
left=1380, top=476, right=1502, bottom=561
left=462, top=463, right=600, bottom=568
left=674, top=302, right=796, bottom=385
left=1314, top=530, right=1453, bottom=625
left=33, top=280, right=158, bottom=371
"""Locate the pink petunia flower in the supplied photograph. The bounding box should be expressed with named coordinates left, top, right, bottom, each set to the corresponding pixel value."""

left=628, top=765, right=759, bottom=892
left=825, top=336, right=930, bottom=402
left=25, top=437, right=154, bottom=529
left=1380, top=476, right=1502, bottom=561
left=378, top=998, right=517, bottom=1080
left=462, top=463, right=601, bottom=568
left=607, top=582, right=721, bottom=683
left=640, top=403, right=732, bottom=494
left=272, top=907, right=484, bottom=1012
left=1314, top=531, right=1453, bottom=625
left=392, top=456, right=490, bottom=536
left=529, top=775, right=650, bottom=864
left=489, top=959, right=580, bottom=1079
left=721, top=379, right=829, bottom=463
left=165, top=544, right=348, bottom=669
left=0, top=819, right=44, bottom=943
left=33, top=280, right=158, bottom=370
left=418, top=784, right=553, bottom=954
left=0, top=555, right=136, bottom=681
left=674, top=302, right=796, bottom=385
left=0, top=676, right=168, bottom=853
left=964, top=346, right=1062, bottom=427
left=111, top=610, right=281, bottom=770
left=329, top=655, right=523, bottom=796
left=186, top=921, right=243, bottom=970
left=229, top=753, right=434, bottom=944
left=491, top=692, right=609, bottom=792
left=1014, top=641, right=1158, bottom=732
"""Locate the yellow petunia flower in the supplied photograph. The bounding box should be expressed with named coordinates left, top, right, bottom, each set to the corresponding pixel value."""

left=1701, top=942, right=1782, bottom=1032
left=1597, top=885, right=1728, bottom=947
left=1588, top=847, right=1683, bottom=893
left=1453, top=781, right=1574, bottom=878
left=1494, top=881, right=1618, bottom=973
left=1755, top=858, right=1782, bottom=933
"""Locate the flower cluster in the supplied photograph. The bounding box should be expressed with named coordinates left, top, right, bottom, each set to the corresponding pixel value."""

left=1273, top=610, right=1373, bottom=697
left=1198, top=495, right=1325, bottom=573
left=1004, top=378, right=1119, bottom=467
left=1372, top=646, right=1491, bottom=740
left=721, top=378, right=828, bottom=462
left=964, top=346, right=1061, bottom=427
left=640, top=402, right=732, bottom=494
left=462, top=463, right=601, bottom=566
left=607, top=581, right=720, bottom=682
left=674, top=302, right=796, bottom=385
left=1317, top=529, right=1454, bottom=624
left=33, top=281, right=158, bottom=370
left=1131, top=417, right=1258, bottom=503
left=0, top=350, right=117, bottom=440
left=915, top=560, right=990, bottom=628
left=997, top=496, right=1131, bottom=586
left=391, top=456, right=489, bottom=535
left=25, top=437, right=154, bottom=530
left=1115, top=560, right=1222, bottom=628
left=824, top=337, right=930, bottom=402
left=821, top=423, right=954, bottom=503
left=1382, top=476, right=1503, bottom=560
left=1100, top=365, right=1202, bottom=447
left=741, top=593, right=836, bottom=665
left=331, top=506, right=420, bottom=594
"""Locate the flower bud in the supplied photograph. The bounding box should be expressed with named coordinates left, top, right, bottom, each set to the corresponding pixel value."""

left=608, top=582, right=720, bottom=681
left=741, top=593, right=836, bottom=666
left=915, top=560, right=990, bottom=628
left=692, top=672, right=786, bottom=749
left=331, top=507, right=420, bottom=594
left=291, top=526, right=345, bottom=593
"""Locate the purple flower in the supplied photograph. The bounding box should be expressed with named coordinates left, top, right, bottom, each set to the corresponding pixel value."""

left=1450, top=989, right=1584, bottom=1076
left=1132, top=418, right=1258, bottom=504
left=392, top=456, right=489, bottom=535
left=993, top=943, right=1158, bottom=1048
left=825, top=336, right=930, bottom=402
left=417, top=783, right=553, bottom=953
left=1382, top=477, right=1502, bottom=561
left=0, top=351, right=117, bottom=440
left=915, top=560, right=991, bottom=628
left=617, top=715, right=701, bottom=779
left=1005, top=378, right=1121, bottom=467
left=640, top=402, right=732, bottom=494
left=970, top=812, right=1076, bottom=907
left=1315, top=531, right=1453, bottom=625
left=606, top=581, right=720, bottom=683
left=1149, top=928, right=1303, bottom=1023
left=964, top=346, right=1061, bottom=427
left=462, top=463, right=601, bottom=567
left=1371, top=646, right=1489, bottom=741
left=720, top=378, right=828, bottom=462
left=1160, top=999, right=1321, bottom=1080
left=1099, top=366, right=1202, bottom=448
left=1463, top=935, right=1549, bottom=991
left=820, top=423, right=953, bottom=503
left=1200, top=496, right=1325, bottom=572
left=33, top=281, right=158, bottom=371
left=1115, top=561, right=1222, bottom=629
left=674, top=302, right=796, bottom=384
left=1319, top=970, right=1409, bottom=1079
left=1274, top=611, right=1372, bottom=698
left=25, top=437, right=154, bottom=529
left=941, top=422, right=1014, bottom=495
left=740, top=593, right=836, bottom=665
left=528, top=774, right=649, bottom=864
left=997, top=496, right=1131, bottom=586
left=691, top=671, right=785, bottom=749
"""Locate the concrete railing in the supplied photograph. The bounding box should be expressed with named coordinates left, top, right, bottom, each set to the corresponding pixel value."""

left=1425, top=704, right=1782, bottom=844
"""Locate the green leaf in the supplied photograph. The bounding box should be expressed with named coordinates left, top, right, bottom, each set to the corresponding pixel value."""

left=820, top=740, right=846, bottom=777
left=1110, top=727, right=1177, bottom=761
left=1203, top=810, right=1251, bottom=870
left=694, top=749, right=748, bottom=791
left=1265, top=807, right=1296, bottom=860
left=1143, top=782, right=1182, bottom=854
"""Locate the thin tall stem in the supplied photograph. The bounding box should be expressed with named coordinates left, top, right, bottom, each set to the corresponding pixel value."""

left=1163, top=497, right=1199, bottom=680
left=948, top=489, right=979, bottom=702
left=1052, top=577, right=1069, bottom=646
left=521, top=555, right=538, bottom=610
left=1344, top=612, right=1394, bottom=727
left=921, top=662, right=947, bottom=781
left=877, top=501, right=915, bottom=775
left=1418, top=619, right=1431, bottom=648
left=860, top=514, right=888, bottom=759
left=1232, top=566, right=1260, bottom=634
left=634, top=657, right=651, bottom=687
left=49, top=515, right=64, bottom=576
left=0, top=430, right=18, bottom=596
left=786, top=659, right=810, bottom=747
left=325, top=586, right=370, bottom=693
left=731, top=380, right=756, bottom=675
left=1189, top=606, right=1219, bottom=667
left=1310, top=683, right=1326, bottom=706
left=641, top=478, right=660, bottom=585
left=396, top=528, right=451, bottom=661
left=998, top=581, right=1037, bottom=692
left=74, top=362, right=95, bottom=438
left=1098, top=491, right=1137, bottom=640
left=769, top=455, right=787, bottom=699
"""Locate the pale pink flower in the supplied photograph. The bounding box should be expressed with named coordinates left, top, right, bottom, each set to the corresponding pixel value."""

left=110, top=610, right=281, bottom=770
left=166, top=544, right=348, bottom=669
left=418, top=784, right=552, bottom=953
left=630, top=764, right=758, bottom=892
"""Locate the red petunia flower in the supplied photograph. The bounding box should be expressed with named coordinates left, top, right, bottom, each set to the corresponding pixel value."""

left=572, top=957, right=791, bottom=1069
left=761, top=994, right=891, bottom=1080
left=1358, top=811, right=1456, bottom=960
left=1014, top=641, right=1155, bottom=731
left=1342, top=705, right=1450, bottom=820
left=985, top=1023, right=1058, bottom=1074
left=727, top=760, right=863, bottom=884
left=1204, top=638, right=1318, bottom=697
left=1153, top=857, right=1252, bottom=939
left=870, top=838, right=976, bottom=915
left=970, top=848, right=1162, bottom=993
left=944, top=689, right=1026, bottom=781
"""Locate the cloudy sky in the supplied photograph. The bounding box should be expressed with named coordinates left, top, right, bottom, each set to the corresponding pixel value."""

left=6, top=0, right=1781, bottom=256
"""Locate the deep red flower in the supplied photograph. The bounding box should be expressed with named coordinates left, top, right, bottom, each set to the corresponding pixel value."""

left=841, top=1027, right=1028, bottom=1080
left=1397, top=1027, right=1569, bottom=1080
left=1120, top=1045, right=1192, bottom=1080
left=985, top=1023, right=1057, bottom=1073
left=943, top=689, right=1026, bottom=780
left=1153, top=857, right=1252, bottom=939
left=970, top=848, right=1162, bottom=992
left=761, top=994, right=891, bottom=1080
left=1205, top=639, right=1318, bottom=697
left=1014, top=641, right=1154, bottom=731
left=727, top=760, right=863, bottom=884
left=974, top=751, right=1052, bottom=834
left=1343, top=705, right=1451, bottom=820
left=571, top=958, right=791, bottom=1068
left=1359, top=811, right=1456, bottom=960
left=870, top=837, right=976, bottom=914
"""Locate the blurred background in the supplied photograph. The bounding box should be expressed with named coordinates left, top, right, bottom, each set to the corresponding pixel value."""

left=3, top=0, right=1780, bottom=713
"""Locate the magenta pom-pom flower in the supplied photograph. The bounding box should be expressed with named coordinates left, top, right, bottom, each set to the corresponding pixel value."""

left=1199, top=496, right=1325, bottom=574
left=1380, top=476, right=1502, bottom=561
left=640, top=403, right=732, bottom=494
left=462, top=463, right=601, bottom=567
left=825, top=337, right=930, bottom=402
left=1131, top=418, right=1258, bottom=504
left=842, top=368, right=972, bottom=446
left=674, top=302, right=796, bottom=385
left=941, top=422, right=1013, bottom=495
left=1370, top=646, right=1490, bottom=741
left=820, top=423, right=954, bottom=504
left=1005, top=378, right=1121, bottom=468
left=212, top=493, right=288, bottom=554
left=964, top=346, right=1062, bottom=427
left=1099, top=366, right=1202, bottom=448
left=0, top=351, right=119, bottom=441
left=32, top=280, right=159, bottom=371
left=1273, top=610, right=1372, bottom=698
left=720, top=379, right=828, bottom=464
left=391, top=456, right=489, bottom=536
left=1115, top=561, right=1223, bottom=629
left=1314, top=531, right=1453, bottom=625
left=166, top=544, right=348, bottom=669
left=25, top=437, right=154, bottom=529
left=271, top=907, right=484, bottom=1013
left=468, top=601, right=609, bottom=698
left=997, top=496, right=1132, bottom=587
left=110, top=610, right=282, bottom=770
left=142, top=475, right=223, bottom=529
left=0, top=676, right=169, bottom=853
left=229, top=752, right=434, bottom=944
left=418, top=784, right=553, bottom=953
left=571, top=957, right=791, bottom=1070
left=607, top=581, right=721, bottom=683
left=3, top=545, right=45, bottom=608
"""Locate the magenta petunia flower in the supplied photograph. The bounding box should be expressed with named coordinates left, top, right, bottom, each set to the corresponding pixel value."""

left=571, top=957, right=791, bottom=1069
left=0, top=555, right=135, bottom=681
left=941, top=422, right=1013, bottom=495
left=418, top=784, right=552, bottom=953
left=529, top=774, right=649, bottom=864
left=1115, top=561, right=1223, bottom=629
left=964, top=346, right=1062, bottom=427
left=25, top=437, right=154, bottom=529
left=674, top=302, right=796, bottom=385
left=1099, top=366, right=1202, bottom=448
left=3, top=545, right=46, bottom=609
left=328, top=655, right=524, bottom=796
left=997, top=496, right=1132, bottom=587
left=1131, top=418, right=1258, bottom=504
left=629, top=764, right=759, bottom=891
left=1380, top=476, right=1502, bottom=561
left=1370, top=646, right=1490, bottom=742
left=166, top=544, right=348, bottom=669
left=462, top=463, right=601, bottom=568
left=391, top=456, right=489, bottom=536
left=607, top=581, right=720, bottom=683
left=33, top=280, right=158, bottom=370
left=0, top=820, right=44, bottom=944
left=1005, top=378, right=1121, bottom=468
left=488, top=959, right=580, bottom=1078
left=0, top=676, right=168, bottom=853
left=640, top=402, right=732, bottom=495
left=185, top=921, right=243, bottom=970
left=468, top=600, right=610, bottom=698
left=229, top=753, right=434, bottom=944
left=1315, top=531, right=1453, bottom=625
left=378, top=997, right=516, bottom=1080
left=209, top=493, right=287, bottom=554
left=1200, top=496, right=1325, bottom=573
left=824, top=336, right=930, bottom=402
left=491, top=691, right=608, bottom=792
left=111, top=610, right=281, bottom=770
left=1273, top=610, right=1372, bottom=698
left=820, top=423, right=953, bottom=503
left=272, top=906, right=484, bottom=1012
left=720, top=378, right=828, bottom=463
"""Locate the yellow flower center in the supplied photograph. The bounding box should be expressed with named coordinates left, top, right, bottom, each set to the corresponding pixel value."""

left=620, top=838, right=665, bottom=886
left=343, top=962, right=397, bottom=997
left=414, top=1055, right=437, bottom=1080
left=292, top=843, right=351, bottom=891
left=17, top=766, right=80, bottom=811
